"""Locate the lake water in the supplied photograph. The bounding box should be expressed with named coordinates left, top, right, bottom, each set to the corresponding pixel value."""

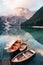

left=0, top=21, right=43, bottom=65
left=23, top=28, right=43, bottom=44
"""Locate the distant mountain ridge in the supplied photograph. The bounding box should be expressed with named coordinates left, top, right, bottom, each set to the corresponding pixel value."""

left=0, top=7, right=35, bottom=26
left=21, top=6, right=43, bottom=28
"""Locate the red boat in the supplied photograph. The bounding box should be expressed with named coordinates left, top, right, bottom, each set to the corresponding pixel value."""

left=6, top=40, right=21, bottom=59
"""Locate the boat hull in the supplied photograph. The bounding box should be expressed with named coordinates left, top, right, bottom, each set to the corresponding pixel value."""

left=11, top=53, right=36, bottom=65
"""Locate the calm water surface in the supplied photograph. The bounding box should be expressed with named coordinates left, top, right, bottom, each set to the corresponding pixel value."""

left=0, top=21, right=43, bottom=65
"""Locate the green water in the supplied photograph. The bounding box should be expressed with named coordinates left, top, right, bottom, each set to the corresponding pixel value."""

left=0, top=31, right=43, bottom=65
left=23, top=28, right=43, bottom=44
left=0, top=20, right=43, bottom=65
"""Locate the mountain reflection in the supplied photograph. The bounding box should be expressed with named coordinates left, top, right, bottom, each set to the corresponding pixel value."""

left=0, top=17, right=43, bottom=65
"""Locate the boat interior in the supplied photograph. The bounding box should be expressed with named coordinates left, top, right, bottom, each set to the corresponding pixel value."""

left=12, top=50, right=35, bottom=62
left=19, top=43, right=27, bottom=51
left=6, top=40, right=21, bottom=53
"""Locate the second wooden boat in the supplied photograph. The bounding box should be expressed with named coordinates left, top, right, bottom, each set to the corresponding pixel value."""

left=19, top=42, right=27, bottom=52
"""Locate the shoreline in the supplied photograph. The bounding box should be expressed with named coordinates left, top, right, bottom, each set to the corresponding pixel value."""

left=31, top=26, right=43, bottom=28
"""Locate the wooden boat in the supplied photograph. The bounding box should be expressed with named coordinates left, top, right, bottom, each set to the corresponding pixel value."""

left=19, top=43, right=27, bottom=51
left=7, top=40, right=21, bottom=52
left=11, top=49, right=35, bottom=63
left=6, top=40, right=21, bottom=59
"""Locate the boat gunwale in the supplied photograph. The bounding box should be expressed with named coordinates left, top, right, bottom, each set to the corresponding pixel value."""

left=11, top=49, right=36, bottom=63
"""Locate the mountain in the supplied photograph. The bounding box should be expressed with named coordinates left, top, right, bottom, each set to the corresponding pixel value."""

left=0, top=7, right=35, bottom=26
left=7, top=16, right=26, bottom=26
left=21, top=7, right=43, bottom=28
left=13, top=7, right=35, bottom=19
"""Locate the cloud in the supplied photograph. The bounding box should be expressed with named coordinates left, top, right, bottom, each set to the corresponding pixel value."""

left=0, top=0, right=43, bottom=15
left=2, top=0, right=43, bottom=8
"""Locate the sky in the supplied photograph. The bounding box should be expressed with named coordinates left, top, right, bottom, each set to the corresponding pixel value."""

left=0, top=0, right=43, bottom=15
